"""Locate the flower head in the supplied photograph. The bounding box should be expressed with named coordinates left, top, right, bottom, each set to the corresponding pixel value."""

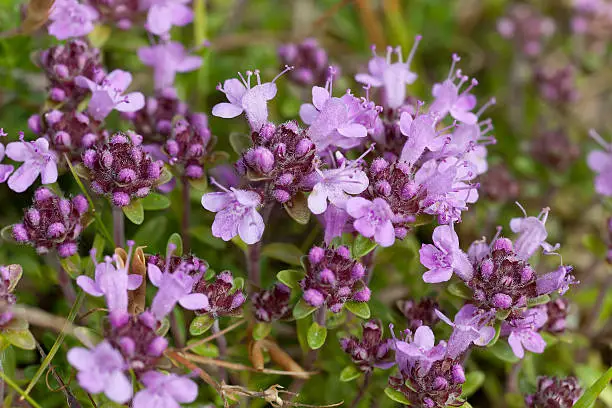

left=278, top=38, right=339, bottom=86
left=340, top=320, right=393, bottom=372
left=67, top=341, right=132, bottom=404
left=140, top=0, right=194, bottom=35
left=394, top=325, right=447, bottom=374
left=252, top=283, right=291, bottom=322
left=398, top=297, right=440, bottom=331
left=419, top=223, right=473, bottom=283
left=201, top=180, right=264, bottom=244
left=212, top=67, right=291, bottom=131
left=192, top=271, right=246, bottom=317
left=525, top=376, right=582, bottom=408
left=76, top=69, right=145, bottom=121
left=164, top=114, right=211, bottom=179
left=355, top=37, right=422, bottom=109
left=5, top=135, right=58, bottom=193
left=138, top=42, right=202, bottom=90
left=133, top=371, right=198, bottom=408
left=48, top=0, right=99, bottom=40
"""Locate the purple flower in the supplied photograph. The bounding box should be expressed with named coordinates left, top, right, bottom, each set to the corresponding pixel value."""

left=398, top=297, right=440, bottom=331
left=340, top=320, right=393, bottom=372
left=419, top=223, right=473, bottom=283
left=5, top=136, right=58, bottom=193
left=48, top=0, right=99, bottom=40
left=346, top=197, right=395, bottom=247
left=201, top=182, right=264, bottom=244
left=322, top=203, right=351, bottom=244
left=398, top=112, right=446, bottom=165
left=588, top=129, right=612, bottom=196
left=0, top=142, right=14, bottom=183
left=502, top=308, right=547, bottom=359
left=429, top=55, right=479, bottom=124
left=133, top=371, right=198, bottom=408
left=308, top=155, right=369, bottom=215
left=138, top=42, right=202, bottom=90
left=536, top=265, right=577, bottom=296
left=140, top=0, right=193, bottom=35
left=67, top=341, right=132, bottom=403
left=252, top=283, right=291, bottom=322
left=436, top=305, right=495, bottom=358
left=355, top=37, right=422, bottom=109
left=510, top=205, right=559, bottom=260
left=278, top=38, right=338, bottom=86
left=212, top=68, right=291, bottom=131
left=149, top=262, right=209, bottom=320
left=394, top=326, right=447, bottom=374
left=192, top=271, right=246, bottom=317
left=300, top=80, right=372, bottom=150
left=76, top=69, right=145, bottom=121
left=525, top=376, right=582, bottom=408
left=77, top=242, right=143, bottom=323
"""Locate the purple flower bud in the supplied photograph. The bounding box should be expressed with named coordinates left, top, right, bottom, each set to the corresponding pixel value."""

left=139, top=311, right=156, bottom=329
left=337, top=246, right=351, bottom=259
left=319, top=268, right=336, bottom=284
left=375, top=180, right=392, bottom=196
left=304, top=289, right=325, bottom=307
left=13, top=224, right=29, bottom=242
left=273, top=143, right=286, bottom=157
left=47, top=222, right=66, bottom=238
left=35, top=188, right=54, bottom=202
left=54, top=64, right=69, bottom=79
left=166, top=140, right=180, bottom=156
left=109, top=311, right=129, bottom=328
left=395, top=227, right=408, bottom=239
left=28, top=115, right=41, bottom=134
left=259, top=123, right=276, bottom=142
left=338, top=286, right=351, bottom=297
left=492, top=293, right=513, bottom=309
left=119, top=337, right=135, bottom=356
left=308, top=246, right=325, bottom=264
left=370, top=158, right=389, bottom=175
left=353, top=287, right=371, bottom=302
left=277, top=173, right=294, bottom=186
left=423, top=397, right=435, bottom=408
left=27, top=209, right=41, bottom=225
left=493, top=238, right=513, bottom=252
left=480, top=259, right=494, bottom=279
left=245, top=147, right=275, bottom=174
left=112, top=192, right=131, bottom=207
left=351, top=263, right=365, bottom=279
left=72, top=195, right=89, bottom=215
left=59, top=199, right=72, bottom=216
left=401, top=182, right=418, bottom=200
left=231, top=292, right=246, bottom=309
left=521, top=266, right=534, bottom=282
left=54, top=131, right=71, bottom=147
left=147, top=337, right=168, bottom=357
left=58, top=242, right=77, bottom=257
left=101, top=151, right=114, bottom=168
left=329, top=303, right=343, bottom=313
left=118, top=168, right=137, bottom=183
left=433, top=376, right=449, bottom=390
left=295, top=138, right=314, bottom=156
left=148, top=162, right=162, bottom=179
left=50, top=87, right=66, bottom=102
left=83, top=149, right=97, bottom=168
left=273, top=189, right=291, bottom=203
left=451, top=364, right=466, bottom=384
left=185, top=164, right=204, bottom=179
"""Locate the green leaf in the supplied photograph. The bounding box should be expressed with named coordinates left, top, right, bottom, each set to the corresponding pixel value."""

left=448, top=283, right=473, bottom=300
left=384, top=387, right=411, bottom=405
left=157, top=165, right=173, bottom=186
left=88, top=25, right=112, bottom=48
left=352, top=235, right=377, bottom=258
left=488, top=341, right=520, bottom=363
left=122, top=200, right=144, bottom=225
left=574, top=366, right=612, bottom=408
left=276, top=269, right=305, bottom=289
left=253, top=322, right=271, bottom=340
left=582, top=234, right=608, bottom=258
left=157, top=317, right=170, bottom=336
left=189, top=177, right=208, bottom=192
left=307, top=322, right=327, bottom=350
left=232, top=277, right=245, bottom=292
left=345, top=301, right=371, bottom=319
left=283, top=192, right=310, bottom=225
left=527, top=294, right=550, bottom=307
left=487, top=321, right=502, bottom=348
left=1, top=225, right=16, bottom=243
left=495, top=309, right=511, bottom=321
left=340, top=365, right=362, bottom=382
left=189, top=315, right=214, bottom=336
left=293, top=299, right=317, bottom=320
left=141, top=193, right=171, bottom=210
left=186, top=340, right=219, bottom=358
left=59, top=253, right=81, bottom=279
left=168, top=233, right=184, bottom=256
left=229, top=132, right=252, bottom=154
left=262, top=243, right=303, bottom=265
left=1, top=329, right=35, bottom=350
left=462, top=371, right=485, bottom=398
left=6, top=264, right=22, bottom=292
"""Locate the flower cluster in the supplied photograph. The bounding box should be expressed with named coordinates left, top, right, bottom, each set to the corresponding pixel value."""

left=497, top=4, right=555, bottom=57
left=192, top=271, right=246, bottom=318
left=82, top=132, right=164, bottom=206
left=252, top=283, right=291, bottom=322
left=278, top=38, right=339, bottom=86
left=163, top=114, right=212, bottom=180
left=300, top=245, right=370, bottom=313
left=340, top=320, right=393, bottom=372
left=524, top=376, right=583, bottom=408
left=397, top=297, right=440, bottom=331
left=13, top=187, right=88, bottom=257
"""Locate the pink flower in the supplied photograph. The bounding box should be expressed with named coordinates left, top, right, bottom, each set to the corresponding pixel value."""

left=394, top=325, right=446, bottom=374
left=67, top=341, right=132, bottom=403
left=399, top=112, right=446, bottom=165
left=5, top=136, right=58, bottom=193
left=133, top=371, right=198, bottom=408
left=140, top=0, right=193, bottom=35
left=510, top=204, right=559, bottom=260
left=212, top=67, right=291, bottom=131
left=429, top=54, right=479, bottom=124
left=346, top=197, right=395, bottom=247
left=436, top=305, right=496, bottom=359
left=138, top=42, right=202, bottom=90
left=201, top=181, right=264, bottom=244
left=588, top=129, right=612, bottom=196
left=502, top=308, right=547, bottom=359
left=76, top=69, right=145, bottom=121
left=355, top=37, right=421, bottom=109
left=48, top=0, right=99, bottom=40
left=0, top=143, right=14, bottom=183
left=419, top=223, right=473, bottom=283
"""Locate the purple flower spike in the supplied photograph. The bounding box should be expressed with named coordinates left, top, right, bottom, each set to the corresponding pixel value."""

left=164, top=115, right=211, bottom=180
left=133, top=371, right=198, bottom=408
left=346, top=197, right=395, bottom=247
left=67, top=341, right=132, bottom=404
left=141, top=0, right=194, bottom=35
left=48, top=0, right=99, bottom=40
left=201, top=180, right=264, bottom=244
left=212, top=67, right=292, bottom=131
left=436, top=305, right=495, bottom=359
left=501, top=308, right=547, bottom=359
left=355, top=37, right=422, bottom=109
left=138, top=42, right=202, bottom=90
left=5, top=136, right=58, bottom=193
left=419, top=223, right=473, bottom=283
left=76, top=69, right=145, bottom=121
left=77, top=243, right=143, bottom=321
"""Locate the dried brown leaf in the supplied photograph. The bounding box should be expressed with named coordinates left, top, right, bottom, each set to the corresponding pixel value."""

left=248, top=340, right=265, bottom=371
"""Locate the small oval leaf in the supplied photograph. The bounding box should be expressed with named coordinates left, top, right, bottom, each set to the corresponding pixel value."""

left=340, top=365, right=362, bottom=382
left=527, top=294, right=550, bottom=307
left=2, top=329, right=35, bottom=350
left=293, top=299, right=317, bottom=320
left=461, top=371, right=485, bottom=398
left=284, top=192, right=310, bottom=225
left=352, top=235, right=377, bottom=258
left=122, top=200, right=145, bottom=225
left=384, top=387, right=411, bottom=405
left=229, top=133, right=252, bottom=154
left=276, top=269, right=305, bottom=289
left=141, top=193, right=171, bottom=210
left=448, top=283, right=473, bottom=300
left=168, top=233, right=184, bottom=257
left=262, top=243, right=303, bottom=265
left=189, top=315, right=214, bottom=336
left=307, top=322, right=327, bottom=350
left=345, top=301, right=371, bottom=319
left=186, top=340, right=219, bottom=358
left=253, top=322, right=271, bottom=341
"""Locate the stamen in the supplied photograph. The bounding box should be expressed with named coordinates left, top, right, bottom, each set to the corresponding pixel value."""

left=271, top=65, right=294, bottom=83
left=209, top=176, right=230, bottom=192
left=385, top=46, right=393, bottom=64
left=448, top=53, right=461, bottom=79
left=515, top=201, right=528, bottom=218
left=477, top=97, right=496, bottom=116
left=589, top=129, right=610, bottom=150
left=406, top=35, right=422, bottom=67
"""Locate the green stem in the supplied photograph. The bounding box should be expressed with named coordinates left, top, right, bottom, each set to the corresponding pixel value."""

left=0, top=369, right=42, bottom=408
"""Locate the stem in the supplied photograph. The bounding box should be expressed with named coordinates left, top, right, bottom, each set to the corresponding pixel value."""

left=170, top=309, right=186, bottom=349
left=213, top=319, right=228, bottom=383
left=290, top=306, right=327, bottom=398
left=112, top=206, right=125, bottom=248
left=48, top=255, right=76, bottom=305
left=247, top=242, right=262, bottom=291
left=350, top=372, right=371, bottom=408
left=182, top=176, right=192, bottom=253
